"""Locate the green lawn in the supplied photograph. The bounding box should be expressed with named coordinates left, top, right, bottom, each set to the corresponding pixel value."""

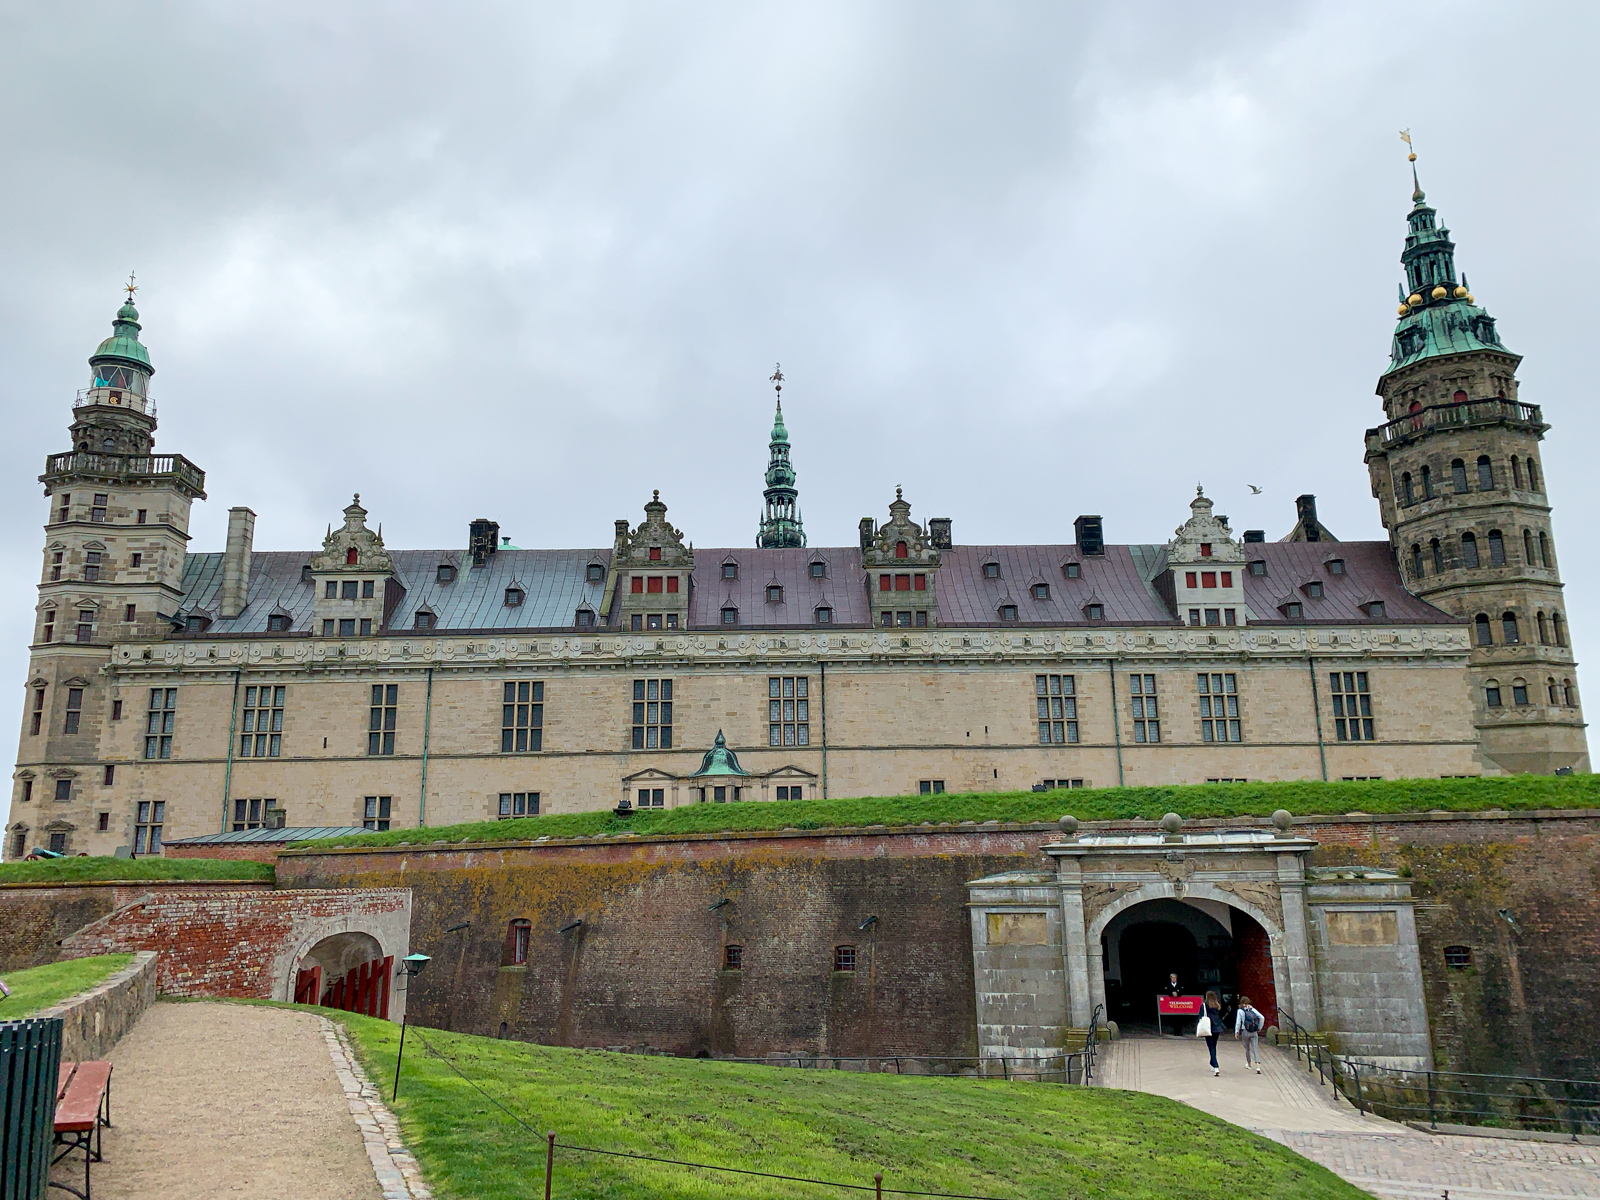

left=296, top=773, right=1599, bottom=851
left=0, top=954, right=134, bottom=1018
left=336, top=1014, right=1364, bottom=1200
left=0, top=856, right=274, bottom=885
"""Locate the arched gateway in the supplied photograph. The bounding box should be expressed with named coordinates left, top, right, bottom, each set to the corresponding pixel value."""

left=967, top=821, right=1431, bottom=1070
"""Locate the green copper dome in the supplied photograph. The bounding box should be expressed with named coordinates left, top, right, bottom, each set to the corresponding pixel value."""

left=693, top=730, right=749, bottom=777
left=758, top=397, right=806, bottom=548
left=91, top=298, right=154, bottom=374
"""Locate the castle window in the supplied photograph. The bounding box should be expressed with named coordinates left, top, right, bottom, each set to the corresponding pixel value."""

left=415, top=611, right=436, bottom=630
left=769, top=676, right=809, bottom=747
left=339, top=580, right=356, bottom=599
left=1443, top=945, right=1472, bottom=970
left=1430, top=539, right=1444, bottom=574
left=501, top=681, right=544, bottom=753
left=145, top=688, right=177, bottom=759
left=1248, top=560, right=1267, bottom=577
left=1512, top=456, right=1523, bottom=488
left=63, top=688, right=83, bottom=734
left=1527, top=459, right=1541, bottom=491
left=809, top=561, right=826, bottom=578
left=814, top=606, right=832, bottom=624
left=1364, top=601, right=1385, bottom=619
left=881, top=612, right=893, bottom=627
left=1031, top=582, right=1050, bottom=601
left=1064, top=562, right=1081, bottom=579
left=1484, top=679, right=1502, bottom=708
left=1224, top=608, right=1236, bottom=625
left=1501, top=612, right=1520, bottom=645
left=1086, top=604, right=1104, bottom=621
left=894, top=574, right=911, bottom=591
left=30, top=688, right=44, bottom=735
left=1460, top=532, right=1479, bottom=569
left=362, top=796, right=391, bottom=831
left=1553, top=612, right=1566, bottom=647
left=1537, top=611, right=1549, bottom=645
left=438, top=564, right=456, bottom=583
left=91, top=495, right=108, bottom=523
left=136, top=509, right=147, bottom=525
left=1205, top=609, right=1220, bottom=626
left=239, top=686, right=285, bottom=758
left=1477, top=455, right=1494, bottom=490
left=721, top=606, right=738, bottom=625
left=1549, top=678, right=1560, bottom=705
left=646, top=577, right=663, bottom=594
left=1330, top=672, right=1373, bottom=741
left=632, top=679, right=672, bottom=749
left=1326, top=559, right=1344, bottom=576
left=50, top=551, right=63, bottom=582
left=340, top=619, right=356, bottom=636
left=587, top=563, right=604, bottom=582
left=185, top=614, right=209, bottom=634
left=1282, top=602, right=1302, bottom=619
left=1199, top=543, right=1212, bottom=558
left=346, top=547, right=358, bottom=565
left=878, top=574, right=891, bottom=592
left=1304, top=581, right=1323, bottom=599
left=999, top=604, right=1018, bottom=621
left=983, top=561, right=1000, bottom=579
left=1512, top=678, right=1529, bottom=706
left=504, top=586, right=524, bottom=607
left=1129, top=673, right=1159, bottom=743
left=575, top=608, right=595, bottom=627
left=766, top=584, right=783, bottom=603
left=267, top=614, right=289, bottom=632
left=919, top=780, right=945, bottom=794
left=134, top=801, right=164, bottom=854
left=895, top=541, right=909, bottom=559
left=1524, top=529, right=1536, bottom=566
left=723, top=944, right=743, bottom=970
left=1035, top=674, right=1078, bottom=744
left=914, top=574, right=927, bottom=591
left=1451, top=459, right=1469, bottom=493
left=56, top=494, right=70, bottom=522
left=232, top=798, right=281, bottom=831
left=1453, top=389, right=1468, bottom=404
left=722, top=562, right=738, bottom=580
left=1198, top=673, right=1241, bottom=742
left=1421, top=466, right=1433, bottom=498
left=649, top=547, right=662, bottom=561
left=498, top=793, right=540, bottom=819
left=302, top=564, right=313, bottom=583
left=55, top=779, right=71, bottom=801
left=1410, top=545, right=1425, bottom=578
left=507, top=919, right=531, bottom=965
left=362, top=580, right=375, bottom=598
left=630, top=576, right=643, bottom=593
left=1565, top=679, right=1578, bottom=707
left=1539, top=531, right=1552, bottom=569
left=83, top=551, right=101, bottom=582
left=834, top=945, right=857, bottom=972
left=896, top=611, right=912, bottom=627
left=1475, top=614, right=1493, bottom=645
left=111, top=699, right=122, bottom=721
left=1487, top=530, right=1505, bottom=567
left=76, top=610, right=95, bottom=642
left=1401, top=472, right=1414, bottom=505
left=368, top=684, right=398, bottom=756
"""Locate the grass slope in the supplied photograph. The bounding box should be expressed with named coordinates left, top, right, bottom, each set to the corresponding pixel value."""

left=0, top=856, right=274, bottom=885
left=0, top=954, right=134, bottom=1018
left=298, top=773, right=1599, bottom=850
left=338, top=1014, right=1364, bottom=1200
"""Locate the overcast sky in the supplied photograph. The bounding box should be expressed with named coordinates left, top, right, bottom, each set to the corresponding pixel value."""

left=3, top=2, right=1595, bottom=829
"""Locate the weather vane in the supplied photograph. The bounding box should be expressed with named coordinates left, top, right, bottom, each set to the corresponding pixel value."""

left=124, top=270, right=138, bottom=302
left=1399, top=129, right=1416, bottom=162
left=770, top=363, right=783, bottom=403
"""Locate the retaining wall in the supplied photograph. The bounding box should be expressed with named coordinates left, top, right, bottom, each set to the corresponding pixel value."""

left=32, top=950, right=159, bottom=1062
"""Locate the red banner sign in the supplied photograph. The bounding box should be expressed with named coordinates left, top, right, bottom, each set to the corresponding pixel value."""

left=1157, top=995, right=1204, bottom=1015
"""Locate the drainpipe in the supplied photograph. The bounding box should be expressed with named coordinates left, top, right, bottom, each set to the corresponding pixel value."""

left=419, top=667, right=434, bottom=826
left=1107, top=659, right=1124, bottom=787
left=1307, top=656, right=1328, bottom=781
left=819, top=661, right=828, bottom=799
left=221, top=670, right=241, bottom=833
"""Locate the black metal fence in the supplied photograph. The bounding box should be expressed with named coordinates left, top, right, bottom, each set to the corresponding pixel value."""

left=0, top=1017, right=63, bottom=1200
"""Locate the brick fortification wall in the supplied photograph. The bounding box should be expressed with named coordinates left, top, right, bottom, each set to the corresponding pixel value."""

left=0, top=879, right=274, bottom=973
left=277, top=810, right=1600, bottom=1077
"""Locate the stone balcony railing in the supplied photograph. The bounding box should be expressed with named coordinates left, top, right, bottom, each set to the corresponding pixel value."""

left=41, top=451, right=207, bottom=497
left=1365, top=398, right=1545, bottom=455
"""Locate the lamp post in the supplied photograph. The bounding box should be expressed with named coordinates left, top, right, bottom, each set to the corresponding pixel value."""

left=392, top=952, right=431, bottom=1102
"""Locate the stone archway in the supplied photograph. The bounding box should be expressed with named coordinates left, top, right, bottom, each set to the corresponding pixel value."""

left=292, top=930, right=392, bottom=1017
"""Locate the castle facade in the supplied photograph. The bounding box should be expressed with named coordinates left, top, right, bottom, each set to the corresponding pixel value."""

left=7, top=176, right=1587, bottom=858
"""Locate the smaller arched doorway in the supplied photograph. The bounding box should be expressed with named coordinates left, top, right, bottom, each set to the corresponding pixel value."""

left=1101, top=898, right=1276, bottom=1032
left=293, top=932, right=393, bottom=1018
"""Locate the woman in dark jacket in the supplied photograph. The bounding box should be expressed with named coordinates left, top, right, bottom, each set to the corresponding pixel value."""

left=1202, top=990, right=1224, bottom=1076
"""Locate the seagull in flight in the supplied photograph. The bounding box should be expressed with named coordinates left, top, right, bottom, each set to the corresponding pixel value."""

left=1247, top=485, right=1263, bottom=495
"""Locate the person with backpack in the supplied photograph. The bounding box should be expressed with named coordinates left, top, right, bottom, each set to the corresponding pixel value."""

left=1234, top=994, right=1265, bottom=1073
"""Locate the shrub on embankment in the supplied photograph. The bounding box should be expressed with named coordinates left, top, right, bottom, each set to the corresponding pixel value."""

left=295, top=773, right=1598, bottom=850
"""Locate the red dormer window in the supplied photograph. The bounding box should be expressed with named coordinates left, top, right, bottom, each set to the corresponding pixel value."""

left=649, top=546, right=662, bottom=561
left=630, top=576, right=644, bottom=593
left=666, top=576, right=679, bottom=593
left=1453, top=389, right=1468, bottom=404
left=1201, top=572, right=1217, bottom=588
left=879, top=574, right=891, bottom=591
left=894, top=574, right=911, bottom=591
left=1221, top=571, right=1233, bottom=587
left=914, top=574, right=926, bottom=591
left=1200, top=543, right=1212, bottom=558
left=647, top=576, right=663, bottom=594
left=1185, top=572, right=1198, bottom=589
left=895, top=541, right=908, bottom=559
left=345, top=547, right=358, bottom=565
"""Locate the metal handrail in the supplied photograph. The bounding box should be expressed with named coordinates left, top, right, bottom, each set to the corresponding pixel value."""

left=1365, top=398, right=1543, bottom=450
left=718, top=1050, right=1094, bottom=1085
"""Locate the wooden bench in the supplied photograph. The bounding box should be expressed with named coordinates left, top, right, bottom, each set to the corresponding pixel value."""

left=51, top=1060, right=113, bottom=1199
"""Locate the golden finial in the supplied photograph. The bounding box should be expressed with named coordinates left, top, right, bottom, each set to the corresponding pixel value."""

left=124, top=270, right=138, bottom=302
left=1399, top=129, right=1416, bottom=163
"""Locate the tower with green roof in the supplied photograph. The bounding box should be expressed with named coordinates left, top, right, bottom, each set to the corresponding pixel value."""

left=1365, top=162, right=1587, bottom=773
left=756, top=365, right=806, bottom=548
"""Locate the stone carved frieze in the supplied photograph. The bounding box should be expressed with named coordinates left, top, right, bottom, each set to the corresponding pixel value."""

left=1213, top=880, right=1284, bottom=931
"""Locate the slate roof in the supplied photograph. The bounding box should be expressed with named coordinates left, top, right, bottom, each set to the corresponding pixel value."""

left=175, top=538, right=1456, bottom=634
left=162, top=827, right=370, bottom=845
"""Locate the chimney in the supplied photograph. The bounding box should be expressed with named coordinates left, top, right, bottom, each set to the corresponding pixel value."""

left=1295, top=495, right=1321, bottom=543
left=928, top=517, right=952, bottom=549
left=858, top=517, right=876, bottom=552
left=220, top=507, right=256, bottom=619
left=1243, top=529, right=1266, bottom=544
left=1074, top=515, right=1104, bottom=556
left=468, top=518, right=500, bottom=567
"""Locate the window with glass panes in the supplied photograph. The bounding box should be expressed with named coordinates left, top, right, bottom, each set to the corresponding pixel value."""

left=368, top=685, right=398, bottom=755
left=232, top=798, right=282, bottom=831
left=239, top=686, right=284, bottom=757
left=769, top=677, right=809, bottom=746
left=1330, top=672, right=1374, bottom=741
left=134, top=801, right=165, bottom=853
left=144, top=688, right=176, bottom=759
left=1129, top=674, right=1160, bottom=742
left=1197, top=673, right=1241, bottom=742
left=1035, top=674, right=1079, bottom=744
left=501, top=681, right=544, bottom=752
left=632, top=679, right=672, bottom=748
left=498, top=792, right=540, bottom=818
left=363, top=796, right=391, bottom=830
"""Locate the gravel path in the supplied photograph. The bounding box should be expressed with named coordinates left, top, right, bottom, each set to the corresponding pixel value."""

left=54, top=1001, right=385, bottom=1199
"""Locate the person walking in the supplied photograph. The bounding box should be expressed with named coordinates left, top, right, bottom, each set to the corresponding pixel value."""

left=1234, top=995, right=1264, bottom=1073
left=1200, top=989, right=1224, bottom=1076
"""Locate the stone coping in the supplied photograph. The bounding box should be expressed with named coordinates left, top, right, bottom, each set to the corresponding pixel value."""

left=278, top=806, right=1600, bottom=859
left=32, top=949, right=158, bottom=1061
left=0, top=878, right=274, bottom=891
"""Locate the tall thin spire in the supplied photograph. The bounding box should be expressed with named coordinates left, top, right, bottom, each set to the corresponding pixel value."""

left=757, top=363, right=805, bottom=548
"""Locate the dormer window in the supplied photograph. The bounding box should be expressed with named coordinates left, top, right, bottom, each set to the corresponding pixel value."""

left=983, top=562, right=1000, bottom=579
left=1032, top=583, right=1050, bottom=600
left=1248, top=561, right=1267, bottom=577
left=345, top=548, right=359, bottom=566
left=437, top=564, right=457, bottom=583
left=414, top=611, right=436, bottom=630
left=809, top=561, right=826, bottom=578
left=1282, top=601, right=1303, bottom=619
left=766, top=585, right=783, bottom=603
left=1085, top=604, right=1104, bottom=621
left=1327, top=559, right=1345, bottom=576
left=587, top=563, right=605, bottom=582
left=267, top=614, right=290, bottom=632
left=999, top=604, right=1018, bottom=621
left=1304, top=581, right=1324, bottom=599
left=721, top=606, right=739, bottom=625
left=895, top=541, right=909, bottom=559
left=504, top=587, right=525, bottom=608
left=1199, top=543, right=1212, bottom=558
left=649, top=547, right=662, bottom=562
left=301, top=564, right=313, bottom=583
left=814, top=606, right=833, bottom=624
left=1364, top=601, right=1386, bottom=619
left=185, top=614, right=210, bottom=633
left=722, top=562, right=738, bottom=580
left=1063, top=562, right=1081, bottom=579
left=575, top=608, right=595, bottom=627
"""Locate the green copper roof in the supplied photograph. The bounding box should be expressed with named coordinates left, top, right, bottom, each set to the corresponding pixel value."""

left=693, top=730, right=749, bottom=777
left=1382, top=180, right=1512, bottom=378
left=91, top=298, right=154, bottom=373
left=758, top=397, right=806, bottom=548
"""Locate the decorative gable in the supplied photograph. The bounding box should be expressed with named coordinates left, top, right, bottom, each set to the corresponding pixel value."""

left=861, top=488, right=940, bottom=569
left=614, top=492, right=693, bottom=571
left=309, top=494, right=394, bottom=575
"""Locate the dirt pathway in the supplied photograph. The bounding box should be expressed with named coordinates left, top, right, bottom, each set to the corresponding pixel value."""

left=53, top=1001, right=385, bottom=1199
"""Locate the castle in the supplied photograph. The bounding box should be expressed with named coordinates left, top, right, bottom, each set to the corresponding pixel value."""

left=7, top=170, right=1587, bottom=859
